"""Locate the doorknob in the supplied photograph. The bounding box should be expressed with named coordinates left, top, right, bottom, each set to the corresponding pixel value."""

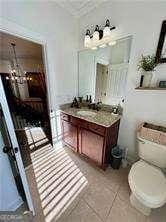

left=3, top=146, right=12, bottom=154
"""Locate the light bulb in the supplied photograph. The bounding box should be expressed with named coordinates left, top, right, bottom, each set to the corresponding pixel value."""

left=108, top=41, right=116, bottom=46
left=92, top=25, right=100, bottom=43
left=103, top=26, right=111, bottom=38
left=84, top=35, right=91, bottom=47
left=99, top=44, right=107, bottom=48
left=6, top=76, right=9, bottom=80
left=93, top=31, right=99, bottom=42
left=91, top=46, right=97, bottom=50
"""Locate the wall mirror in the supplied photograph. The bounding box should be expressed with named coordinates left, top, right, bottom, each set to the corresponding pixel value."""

left=78, top=36, right=132, bottom=105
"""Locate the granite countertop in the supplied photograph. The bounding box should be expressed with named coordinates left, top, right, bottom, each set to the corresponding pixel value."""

left=60, top=107, right=121, bottom=128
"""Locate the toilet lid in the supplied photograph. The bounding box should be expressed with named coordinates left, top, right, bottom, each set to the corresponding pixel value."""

left=129, top=160, right=166, bottom=208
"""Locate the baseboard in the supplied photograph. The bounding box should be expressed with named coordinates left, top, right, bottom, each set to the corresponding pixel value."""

left=7, top=196, right=23, bottom=211
left=127, top=155, right=138, bottom=165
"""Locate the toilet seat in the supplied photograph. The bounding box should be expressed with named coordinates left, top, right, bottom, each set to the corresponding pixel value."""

left=128, top=160, right=166, bottom=208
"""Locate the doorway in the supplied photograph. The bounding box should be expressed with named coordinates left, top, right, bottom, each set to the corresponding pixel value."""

left=0, top=31, right=52, bottom=212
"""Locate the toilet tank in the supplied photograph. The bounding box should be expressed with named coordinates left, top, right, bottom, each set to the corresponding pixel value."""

left=137, top=136, right=166, bottom=169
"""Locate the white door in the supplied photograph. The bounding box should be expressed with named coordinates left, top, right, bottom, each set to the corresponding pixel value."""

left=95, top=63, right=108, bottom=103
left=0, top=76, right=34, bottom=214
left=106, top=63, right=128, bottom=104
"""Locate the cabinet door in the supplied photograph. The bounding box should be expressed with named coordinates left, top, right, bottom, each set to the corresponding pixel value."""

left=80, top=128, right=104, bottom=165
left=62, top=120, right=77, bottom=151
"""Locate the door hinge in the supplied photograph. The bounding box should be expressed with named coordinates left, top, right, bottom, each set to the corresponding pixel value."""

left=14, top=147, right=19, bottom=153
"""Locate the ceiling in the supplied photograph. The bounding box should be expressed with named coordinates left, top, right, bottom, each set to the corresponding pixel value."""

left=0, top=31, right=43, bottom=61
left=57, top=0, right=103, bottom=18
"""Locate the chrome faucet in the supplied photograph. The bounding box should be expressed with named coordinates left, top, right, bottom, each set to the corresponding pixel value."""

left=88, top=101, right=102, bottom=111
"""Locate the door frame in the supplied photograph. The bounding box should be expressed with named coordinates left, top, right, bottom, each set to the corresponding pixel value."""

left=0, top=18, right=53, bottom=126
left=0, top=18, right=53, bottom=215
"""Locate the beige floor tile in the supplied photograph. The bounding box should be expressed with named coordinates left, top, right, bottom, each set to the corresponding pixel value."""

left=83, top=165, right=130, bottom=194
left=58, top=199, right=102, bottom=222
left=55, top=185, right=89, bottom=222
left=72, top=155, right=129, bottom=194
left=106, top=196, right=147, bottom=222
left=17, top=129, right=160, bottom=222
left=83, top=182, right=116, bottom=221
left=117, top=180, right=131, bottom=204
left=103, top=167, right=130, bottom=192
left=146, top=204, right=166, bottom=222
left=30, top=143, right=88, bottom=222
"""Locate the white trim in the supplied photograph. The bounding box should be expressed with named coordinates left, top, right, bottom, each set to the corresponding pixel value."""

left=0, top=17, right=45, bottom=44
left=0, top=17, right=53, bottom=120
left=6, top=197, right=23, bottom=211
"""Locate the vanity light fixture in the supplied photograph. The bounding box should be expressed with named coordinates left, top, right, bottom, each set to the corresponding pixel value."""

left=92, top=25, right=100, bottom=43
left=84, top=19, right=116, bottom=50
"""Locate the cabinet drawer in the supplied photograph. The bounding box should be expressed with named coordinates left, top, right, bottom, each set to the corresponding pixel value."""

left=61, top=113, right=70, bottom=122
left=89, top=123, right=105, bottom=136
left=71, top=116, right=89, bottom=129
left=70, top=116, right=79, bottom=125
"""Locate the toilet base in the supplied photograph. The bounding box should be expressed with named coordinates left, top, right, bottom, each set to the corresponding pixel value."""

left=130, top=193, right=151, bottom=216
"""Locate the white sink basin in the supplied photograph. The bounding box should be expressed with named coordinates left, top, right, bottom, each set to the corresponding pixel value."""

left=77, top=110, right=96, bottom=117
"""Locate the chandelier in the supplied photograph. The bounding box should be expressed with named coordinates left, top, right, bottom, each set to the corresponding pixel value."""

left=84, top=19, right=116, bottom=50
left=6, top=43, right=32, bottom=84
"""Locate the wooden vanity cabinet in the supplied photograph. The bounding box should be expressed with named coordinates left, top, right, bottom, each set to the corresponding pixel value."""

left=60, top=112, right=120, bottom=169
left=79, top=128, right=104, bottom=166
left=61, top=114, right=78, bottom=151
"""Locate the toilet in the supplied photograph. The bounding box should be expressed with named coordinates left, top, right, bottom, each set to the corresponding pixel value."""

left=128, top=136, right=166, bottom=216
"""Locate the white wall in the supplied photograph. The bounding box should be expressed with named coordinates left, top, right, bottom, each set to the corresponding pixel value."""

left=0, top=1, right=79, bottom=108
left=78, top=1, right=166, bottom=159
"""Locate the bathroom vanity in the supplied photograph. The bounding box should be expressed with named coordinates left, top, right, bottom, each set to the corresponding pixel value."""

left=60, top=107, right=120, bottom=169
left=60, top=36, right=132, bottom=169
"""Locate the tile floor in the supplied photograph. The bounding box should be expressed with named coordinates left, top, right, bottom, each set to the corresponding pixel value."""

left=56, top=146, right=166, bottom=222
left=16, top=128, right=166, bottom=222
